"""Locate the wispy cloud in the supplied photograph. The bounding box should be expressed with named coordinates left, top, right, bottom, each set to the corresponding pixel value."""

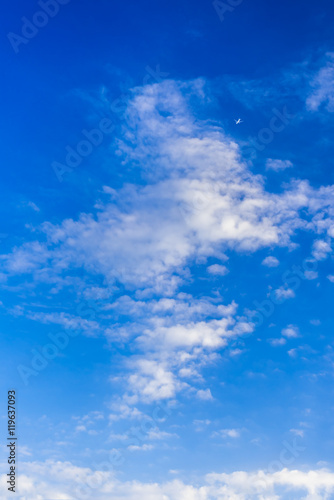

left=266, top=159, right=293, bottom=172
left=306, top=52, right=334, bottom=112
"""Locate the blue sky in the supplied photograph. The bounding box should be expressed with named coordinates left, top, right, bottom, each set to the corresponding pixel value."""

left=1, top=0, right=334, bottom=498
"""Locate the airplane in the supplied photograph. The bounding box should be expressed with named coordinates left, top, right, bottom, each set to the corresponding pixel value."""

left=234, top=118, right=243, bottom=124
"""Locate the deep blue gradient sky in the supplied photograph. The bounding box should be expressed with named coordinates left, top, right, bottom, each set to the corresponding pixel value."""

left=1, top=1, right=334, bottom=499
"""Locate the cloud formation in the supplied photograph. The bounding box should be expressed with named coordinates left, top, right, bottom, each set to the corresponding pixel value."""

left=2, top=460, right=334, bottom=500
left=2, top=79, right=334, bottom=405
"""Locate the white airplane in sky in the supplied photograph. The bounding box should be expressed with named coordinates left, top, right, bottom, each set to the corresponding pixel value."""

left=234, top=118, right=243, bottom=124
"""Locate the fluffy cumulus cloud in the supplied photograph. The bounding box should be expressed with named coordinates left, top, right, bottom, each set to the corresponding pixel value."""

left=2, top=461, right=334, bottom=499
left=282, top=325, right=300, bottom=338
left=262, top=256, right=280, bottom=267
left=127, top=359, right=185, bottom=402
left=2, top=79, right=334, bottom=405
left=274, top=287, right=296, bottom=301
left=114, top=295, right=255, bottom=402
left=207, top=264, right=229, bottom=275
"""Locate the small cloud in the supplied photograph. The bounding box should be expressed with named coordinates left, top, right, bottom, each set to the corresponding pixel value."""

left=19, top=446, right=32, bottom=457
left=193, top=419, right=211, bottom=431
left=20, top=201, right=40, bottom=212
left=327, top=275, right=334, bottom=283
left=147, top=429, right=177, bottom=441
left=91, top=411, right=104, bottom=420
left=290, top=429, right=304, bottom=438
left=306, top=54, right=334, bottom=111
left=229, top=348, right=243, bottom=357
left=304, top=270, right=318, bottom=280
left=282, top=325, right=300, bottom=338
left=310, top=319, right=321, bottom=326
left=88, top=430, right=98, bottom=436
left=274, top=287, right=295, bottom=300
left=207, top=264, right=229, bottom=276
left=312, top=240, right=332, bottom=260
left=109, top=433, right=128, bottom=441
left=128, top=443, right=154, bottom=452
left=266, top=159, right=293, bottom=171
left=75, top=425, right=87, bottom=432
left=269, top=338, right=287, bottom=347
left=108, top=403, right=143, bottom=422
left=196, top=389, right=213, bottom=401
left=262, top=256, right=280, bottom=267
left=288, top=348, right=298, bottom=358
left=213, top=428, right=241, bottom=439
left=179, top=367, right=199, bottom=379
left=27, top=201, right=40, bottom=212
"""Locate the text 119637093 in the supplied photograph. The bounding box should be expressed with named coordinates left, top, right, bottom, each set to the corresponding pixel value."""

left=7, top=390, right=16, bottom=493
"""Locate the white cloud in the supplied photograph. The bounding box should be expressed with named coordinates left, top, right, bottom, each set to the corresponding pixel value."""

left=146, top=428, right=177, bottom=441
left=306, top=52, right=334, bottom=111
left=127, top=359, right=185, bottom=402
left=206, top=468, right=334, bottom=499
left=27, top=201, right=40, bottom=212
left=26, top=311, right=100, bottom=336
left=207, top=264, right=229, bottom=276
left=4, top=81, right=334, bottom=294
left=2, top=241, right=49, bottom=274
left=2, top=79, right=334, bottom=407
left=75, top=425, right=87, bottom=433
left=290, top=429, right=305, bottom=438
left=328, top=275, right=334, bottom=283
left=2, top=459, right=334, bottom=499
left=274, top=287, right=296, bottom=300
left=266, top=159, right=293, bottom=171
left=138, top=316, right=241, bottom=350
left=196, top=388, right=213, bottom=401
left=262, top=256, right=280, bottom=267
left=282, top=325, right=300, bottom=338
left=19, top=446, right=32, bottom=457
left=107, top=296, right=249, bottom=404
left=229, top=348, right=243, bottom=357
left=193, top=419, right=211, bottom=431
left=312, top=239, right=332, bottom=260
left=213, top=428, right=241, bottom=439
left=73, top=412, right=105, bottom=434
left=269, top=338, right=287, bottom=347
left=304, top=270, right=318, bottom=280
left=127, top=443, right=154, bottom=452
left=108, top=402, right=144, bottom=422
